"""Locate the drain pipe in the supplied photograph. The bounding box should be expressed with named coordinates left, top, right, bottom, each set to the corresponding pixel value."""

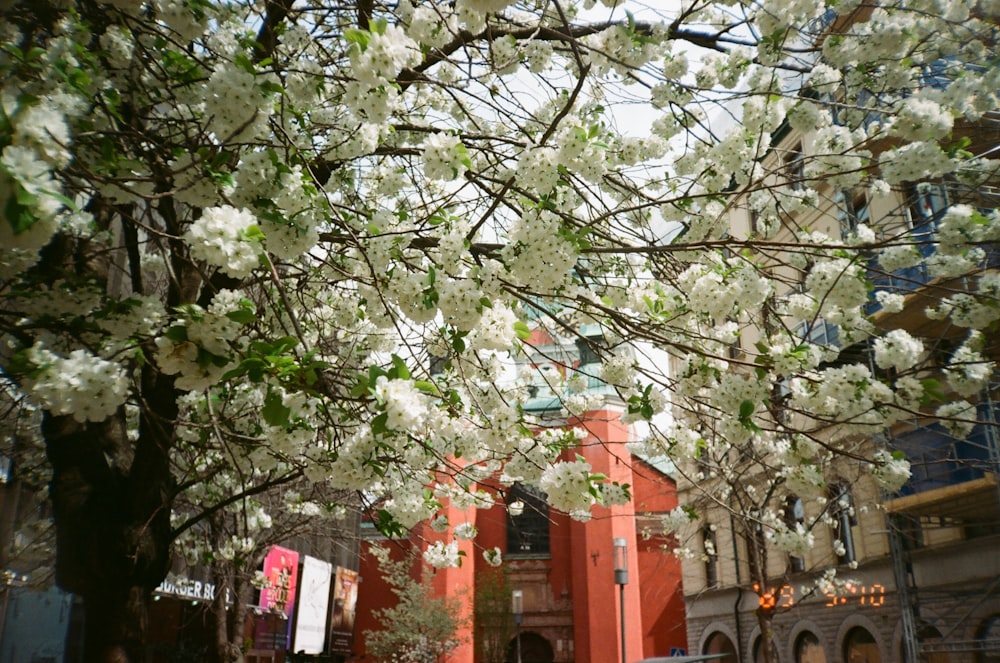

left=730, top=511, right=744, bottom=661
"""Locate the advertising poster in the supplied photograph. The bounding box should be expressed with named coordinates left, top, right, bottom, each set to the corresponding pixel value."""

left=327, top=566, right=359, bottom=654
left=292, top=556, right=333, bottom=655
left=257, top=545, right=300, bottom=649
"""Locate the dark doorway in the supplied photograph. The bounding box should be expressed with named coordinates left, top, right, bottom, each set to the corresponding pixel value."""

left=505, top=631, right=555, bottom=663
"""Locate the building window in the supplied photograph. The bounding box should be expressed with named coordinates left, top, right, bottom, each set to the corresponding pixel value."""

left=831, top=483, right=857, bottom=565
left=838, top=189, right=870, bottom=237
left=703, top=526, right=719, bottom=589
left=746, top=518, right=767, bottom=583
left=784, top=495, right=806, bottom=573
left=795, top=631, right=828, bottom=663
left=506, top=484, right=550, bottom=556
left=784, top=142, right=805, bottom=190
left=844, top=626, right=881, bottom=663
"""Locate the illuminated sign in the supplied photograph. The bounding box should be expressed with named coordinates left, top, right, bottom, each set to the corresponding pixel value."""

left=755, top=582, right=887, bottom=609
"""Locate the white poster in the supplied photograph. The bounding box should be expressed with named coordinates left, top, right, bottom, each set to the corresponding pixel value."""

left=291, top=555, right=333, bottom=654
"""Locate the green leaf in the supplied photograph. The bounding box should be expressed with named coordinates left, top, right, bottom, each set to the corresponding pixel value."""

left=164, top=325, right=188, bottom=343
left=262, top=390, right=291, bottom=427
left=344, top=28, right=371, bottom=51
left=514, top=321, right=531, bottom=341
left=226, top=309, right=257, bottom=324
left=371, top=411, right=389, bottom=435
left=390, top=354, right=411, bottom=380
left=414, top=380, right=438, bottom=395
left=374, top=509, right=406, bottom=539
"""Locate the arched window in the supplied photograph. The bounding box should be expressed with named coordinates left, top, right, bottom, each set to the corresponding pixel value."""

left=506, top=484, right=550, bottom=556
left=844, top=626, right=881, bottom=663
left=795, top=631, right=826, bottom=663
left=703, top=631, right=737, bottom=658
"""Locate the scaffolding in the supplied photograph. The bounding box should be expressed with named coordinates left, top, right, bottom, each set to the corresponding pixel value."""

left=886, top=389, right=1000, bottom=662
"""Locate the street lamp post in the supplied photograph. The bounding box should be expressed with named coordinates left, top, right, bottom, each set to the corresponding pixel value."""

left=614, top=537, right=629, bottom=663
left=512, top=589, right=523, bottom=663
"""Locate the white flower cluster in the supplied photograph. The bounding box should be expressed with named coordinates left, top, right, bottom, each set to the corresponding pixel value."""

left=350, top=24, right=421, bottom=89
left=889, top=96, right=954, bottom=142
left=768, top=521, right=815, bottom=558
left=538, top=459, right=596, bottom=518
left=24, top=345, right=129, bottom=423
left=423, top=133, right=468, bottom=181
left=204, top=61, right=273, bottom=142
left=376, top=377, right=431, bottom=434
left=454, top=522, right=478, bottom=540
left=184, top=206, right=264, bottom=279
left=660, top=506, right=695, bottom=535
left=0, top=91, right=76, bottom=253
left=936, top=400, right=976, bottom=438
left=469, top=304, right=518, bottom=351
left=879, top=141, right=955, bottom=185
left=504, top=210, right=578, bottom=291
left=944, top=332, right=994, bottom=397
left=423, top=540, right=461, bottom=568
left=872, top=329, right=923, bottom=372
left=514, top=146, right=561, bottom=194
left=215, top=535, right=256, bottom=562
left=870, top=449, right=911, bottom=493
left=805, top=258, right=868, bottom=310
left=154, top=290, right=249, bottom=391
left=483, top=547, right=503, bottom=567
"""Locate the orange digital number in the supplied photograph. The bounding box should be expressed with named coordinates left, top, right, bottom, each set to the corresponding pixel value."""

left=779, top=585, right=795, bottom=608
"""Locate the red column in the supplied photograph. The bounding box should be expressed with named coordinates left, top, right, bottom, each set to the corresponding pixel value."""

left=568, top=407, right=644, bottom=663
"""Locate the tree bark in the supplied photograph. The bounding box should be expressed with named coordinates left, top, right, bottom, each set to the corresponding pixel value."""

left=44, top=403, right=174, bottom=662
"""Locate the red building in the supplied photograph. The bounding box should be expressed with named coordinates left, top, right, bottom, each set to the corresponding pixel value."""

left=352, top=327, right=687, bottom=662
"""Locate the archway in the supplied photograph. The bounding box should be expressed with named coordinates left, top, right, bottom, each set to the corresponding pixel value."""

left=795, top=630, right=826, bottom=663
left=704, top=630, right=738, bottom=657
left=844, top=626, right=881, bottom=663
left=505, top=631, right=555, bottom=663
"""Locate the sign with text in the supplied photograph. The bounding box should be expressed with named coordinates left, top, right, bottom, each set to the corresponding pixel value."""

left=327, top=566, right=359, bottom=654
left=292, top=556, right=333, bottom=655
left=259, top=545, right=300, bottom=649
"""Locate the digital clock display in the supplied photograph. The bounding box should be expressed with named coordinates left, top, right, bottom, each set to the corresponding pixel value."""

left=755, top=582, right=887, bottom=609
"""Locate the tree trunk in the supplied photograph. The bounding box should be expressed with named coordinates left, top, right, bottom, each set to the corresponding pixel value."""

left=44, top=409, right=174, bottom=662
left=756, top=607, right=778, bottom=663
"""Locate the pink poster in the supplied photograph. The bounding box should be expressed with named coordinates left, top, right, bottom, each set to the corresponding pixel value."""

left=260, top=545, right=300, bottom=616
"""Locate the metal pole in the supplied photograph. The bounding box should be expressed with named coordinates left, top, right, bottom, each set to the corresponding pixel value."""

left=512, top=589, right=523, bottom=663
left=619, top=581, right=626, bottom=663
left=516, top=618, right=522, bottom=663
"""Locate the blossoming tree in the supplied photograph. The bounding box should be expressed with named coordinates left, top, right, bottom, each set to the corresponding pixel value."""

left=0, top=0, right=997, bottom=660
